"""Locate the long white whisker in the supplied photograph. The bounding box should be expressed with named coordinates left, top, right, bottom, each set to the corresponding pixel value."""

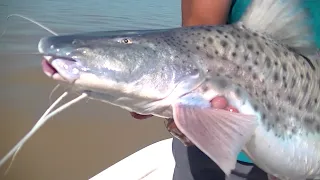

left=0, top=52, right=43, bottom=55
left=49, top=84, right=61, bottom=105
left=0, top=14, right=63, bottom=173
left=0, top=91, right=68, bottom=168
left=4, top=146, right=21, bottom=175
left=41, top=93, right=88, bottom=126
left=0, top=14, right=58, bottom=40
left=49, top=85, right=75, bottom=105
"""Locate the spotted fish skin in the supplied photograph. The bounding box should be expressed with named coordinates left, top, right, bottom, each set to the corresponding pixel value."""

left=160, top=23, right=320, bottom=136
left=182, top=24, right=320, bottom=136
left=172, top=23, right=320, bottom=179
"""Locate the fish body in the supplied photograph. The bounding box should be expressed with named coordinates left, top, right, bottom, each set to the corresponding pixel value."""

left=38, top=0, right=320, bottom=179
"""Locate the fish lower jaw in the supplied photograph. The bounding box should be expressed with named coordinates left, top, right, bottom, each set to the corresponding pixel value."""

left=41, top=56, right=80, bottom=83
left=78, top=88, right=173, bottom=118
left=41, top=59, right=69, bottom=82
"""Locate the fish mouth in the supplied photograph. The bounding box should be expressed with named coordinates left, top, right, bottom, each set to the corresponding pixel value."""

left=41, top=55, right=82, bottom=83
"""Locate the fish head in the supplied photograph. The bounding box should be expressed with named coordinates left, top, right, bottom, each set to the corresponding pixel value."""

left=38, top=30, right=205, bottom=116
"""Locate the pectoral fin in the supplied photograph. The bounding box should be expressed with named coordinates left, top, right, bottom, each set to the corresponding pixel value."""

left=172, top=104, right=258, bottom=176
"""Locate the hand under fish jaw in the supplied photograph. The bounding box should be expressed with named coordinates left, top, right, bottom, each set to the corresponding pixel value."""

left=129, top=111, right=194, bottom=145
left=130, top=96, right=240, bottom=147
left=165, top=118, right=194, bottom=146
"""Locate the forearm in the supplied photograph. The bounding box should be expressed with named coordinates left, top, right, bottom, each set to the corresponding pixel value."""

left=181, top=0, right=232, bottom=27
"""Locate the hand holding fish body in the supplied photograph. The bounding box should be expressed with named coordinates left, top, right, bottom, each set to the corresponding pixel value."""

left=39, top=0, right=320, bottom=179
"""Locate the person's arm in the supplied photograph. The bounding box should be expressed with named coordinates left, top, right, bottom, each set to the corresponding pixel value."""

left=181, top=0, right=232, bottom=27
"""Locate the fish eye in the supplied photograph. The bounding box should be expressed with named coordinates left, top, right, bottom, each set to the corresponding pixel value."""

left=121, top=38, right=132, bottom=44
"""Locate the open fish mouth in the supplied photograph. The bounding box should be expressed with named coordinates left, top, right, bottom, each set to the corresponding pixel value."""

left=41, top=55, right=83, bottom=83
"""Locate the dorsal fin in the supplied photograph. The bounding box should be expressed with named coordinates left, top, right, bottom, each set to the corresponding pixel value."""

left=238, top=0, right=317, bottom=55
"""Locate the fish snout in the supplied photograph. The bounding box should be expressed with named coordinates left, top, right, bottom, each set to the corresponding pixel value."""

left=38, top=35, right=81, bottom=57
left=38, top=35, right=88, bottom=82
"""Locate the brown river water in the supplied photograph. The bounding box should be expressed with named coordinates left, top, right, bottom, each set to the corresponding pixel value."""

left=0, top=0, right=180, bottom=179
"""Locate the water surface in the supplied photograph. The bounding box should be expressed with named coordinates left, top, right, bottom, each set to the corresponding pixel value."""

left=0, top=1, right=180, bottom=179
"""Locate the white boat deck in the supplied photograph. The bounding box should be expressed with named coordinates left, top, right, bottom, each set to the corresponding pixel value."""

left=90, top=138, right=175, bottom=180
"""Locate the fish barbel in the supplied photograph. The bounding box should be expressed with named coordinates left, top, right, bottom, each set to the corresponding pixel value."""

left=38, top=0, right=320, bottom=179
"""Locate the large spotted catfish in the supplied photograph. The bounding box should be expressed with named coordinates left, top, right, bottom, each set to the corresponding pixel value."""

left=38, top=0, right=320, bottom=179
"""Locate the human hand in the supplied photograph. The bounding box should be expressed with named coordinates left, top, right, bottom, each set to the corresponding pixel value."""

left=130, top=96, right=240, bottom=146
left=129, top=96, right=239, bottom=119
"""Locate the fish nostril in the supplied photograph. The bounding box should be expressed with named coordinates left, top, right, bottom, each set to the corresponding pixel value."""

left=72, top=39, right=85, bottom=46
left=75, top=47, right=91, bottom=54
left=72, top=40, right=79, bottom=45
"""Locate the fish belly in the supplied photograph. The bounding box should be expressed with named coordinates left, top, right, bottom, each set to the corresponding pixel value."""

left=244, top=124, right=320, bottom=180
